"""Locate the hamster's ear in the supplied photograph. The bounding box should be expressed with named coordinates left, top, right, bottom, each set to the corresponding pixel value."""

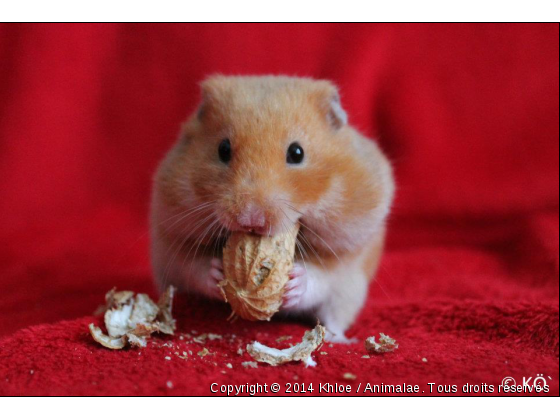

left=327, top=91, right=348, bottom=129
left=197, top=76, right=225, bottom=120
left=197, top=82, right=212, bottom=120
left=317, top=83, right=347, bottom=129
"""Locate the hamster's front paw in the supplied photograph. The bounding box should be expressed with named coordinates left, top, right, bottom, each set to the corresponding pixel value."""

left=282, top=263, right=307, bottom=309
left=207, top=258, right=225, bottom=300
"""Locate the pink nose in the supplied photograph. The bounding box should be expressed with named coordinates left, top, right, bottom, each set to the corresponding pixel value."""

left=237, top=205, right=266, bottom=233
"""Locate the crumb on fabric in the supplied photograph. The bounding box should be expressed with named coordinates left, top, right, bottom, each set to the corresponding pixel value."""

left=197, top=348, right=210, bottom=357
left=194, top=333, right=224, bottom=343
left=343, top=373, right=357, bottom=380
left=422, top=358, right=428, bottom=363
left=365, top=333, right=398, bottom=354
left=242, top=361, right=258, bottom=369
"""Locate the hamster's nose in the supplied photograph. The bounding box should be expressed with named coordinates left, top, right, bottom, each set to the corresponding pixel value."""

left=237, top=204, right=266, bottom=235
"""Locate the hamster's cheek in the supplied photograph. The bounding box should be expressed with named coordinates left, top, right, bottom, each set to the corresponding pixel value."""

left=287, top=168, right=332, bottom=206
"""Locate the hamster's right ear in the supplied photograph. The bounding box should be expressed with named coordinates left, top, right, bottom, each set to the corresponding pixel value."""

left=196, top=84, right=212, bottom=120
left=316, top=82, right=347, bottom=130
left=197, top=76, right=227, bottom=120
left=326, top=91, right=348, bottom=130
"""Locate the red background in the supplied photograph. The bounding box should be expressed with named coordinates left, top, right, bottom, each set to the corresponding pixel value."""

left=0, top=23, right=558, bottom=395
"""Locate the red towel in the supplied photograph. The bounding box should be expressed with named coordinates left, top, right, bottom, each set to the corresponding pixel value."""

left=0, top=23, right=558, bottom=396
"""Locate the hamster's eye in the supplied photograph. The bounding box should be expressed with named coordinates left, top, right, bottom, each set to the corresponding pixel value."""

left=286, top=142, right=304, bottom=165
left=218, top=138, right=232, bottom=164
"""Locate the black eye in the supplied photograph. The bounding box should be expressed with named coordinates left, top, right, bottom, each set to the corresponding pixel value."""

left=286, top=142, right=304, bottom=164
left=218, top=138, right=231, bottom=163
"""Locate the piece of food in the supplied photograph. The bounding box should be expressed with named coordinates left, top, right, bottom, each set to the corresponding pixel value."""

left=365, top=332, right=399, bottom=354
left=89, top=286, right=176, bottom=349
left=220, top=223, right=299, bottom=321
left=241, top=361, right=259, bottom=369
left=246, top=324, right=325, bottom=367
left=89, top=324, right=126, bottom=350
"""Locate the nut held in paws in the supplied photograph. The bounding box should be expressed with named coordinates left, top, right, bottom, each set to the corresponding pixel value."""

left=219, top=224, right=299, bottom=321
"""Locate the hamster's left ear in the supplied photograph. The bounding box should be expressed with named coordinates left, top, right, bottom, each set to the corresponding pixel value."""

left=317, top=83, right=347, bottom=130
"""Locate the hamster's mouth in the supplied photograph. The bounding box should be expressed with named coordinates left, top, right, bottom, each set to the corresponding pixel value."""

left=224, top=219, right=271, bottom=237
left=219, top=213, right=300, bottom=238
left=239, top=226, right=269, bottom=236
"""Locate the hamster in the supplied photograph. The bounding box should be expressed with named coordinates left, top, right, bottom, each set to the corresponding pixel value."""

left=150, top=76, right=394, bottom=342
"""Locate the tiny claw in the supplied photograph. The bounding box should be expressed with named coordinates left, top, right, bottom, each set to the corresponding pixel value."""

left=289, top=264, right=306, bottom=279
left=282, top=293, right=299, bottom=309
left=211, top=258, right=223, bottom=270
left=209, top=267, right=224, bottom=283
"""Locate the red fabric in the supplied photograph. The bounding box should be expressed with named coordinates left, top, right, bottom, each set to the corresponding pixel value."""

left=0, top=23, right=558, bottom=396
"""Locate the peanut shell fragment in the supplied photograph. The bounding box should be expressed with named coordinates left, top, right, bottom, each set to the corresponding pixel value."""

left=89, top=286, right=176, bottom=349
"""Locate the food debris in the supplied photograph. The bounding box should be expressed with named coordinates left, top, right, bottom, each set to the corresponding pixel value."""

left=194, top=333, right=223, bottom=343
left=166, top=381, right=173, bottom=389
left=89, top=325, right=126, bottom=349
left=343, top=372, right=357, bottom=380
left=422, top=358, right=428, bottom=363
left=361, top=355, right=370, bottom=359
left=220, top=224, right=299, bottom=321
left=275, top=335, right=292, bottom=343
left=197, top=348, right=210, bottom=357
left=320, top=351, right=328, bottom=355
left=365, top=333, right=398, bottom=354
left=226, top=363, right=233, bottom=369
left=246, top=325, right=325, bottom=367
left=89, top=286, right=176, bottom=350
left=242, top=361, right=259, bottom=369
left=237, top=348, right=244, bottom=356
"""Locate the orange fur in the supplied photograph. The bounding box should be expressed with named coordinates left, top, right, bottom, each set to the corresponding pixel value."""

left=156, top=75, right=393, bottom=254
